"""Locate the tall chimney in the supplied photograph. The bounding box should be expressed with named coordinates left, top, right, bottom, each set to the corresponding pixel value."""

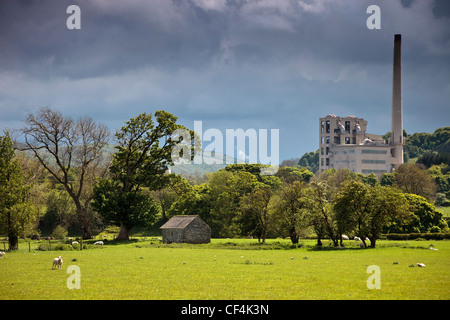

left=391, top=34, right=403, bottom=167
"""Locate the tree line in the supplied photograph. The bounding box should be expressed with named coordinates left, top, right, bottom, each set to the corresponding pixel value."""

left=0, top=108, right=448, bottom=250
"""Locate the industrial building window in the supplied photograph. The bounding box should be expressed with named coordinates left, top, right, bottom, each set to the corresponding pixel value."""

left=345, top=137, right=350, bottom=144
left=334, top=136, right=340, bottom=144
left=362, top=159, right=386, bottom=164
left=326, top=121, right=330, bottom=133
left=361, top=149, right=388, bottom=154
left=321, top=147, right=324, bottom=155
left=321, top=121, right=324, bottom=134
left=326, top=158, right=330, bottom=166
left=345, top=121, right=350, bottom=132
left=321, top=158, right=324, bottom=166
left=326, top=136, right=330, bottom=144
left=326, top=147, right=329, bottom=155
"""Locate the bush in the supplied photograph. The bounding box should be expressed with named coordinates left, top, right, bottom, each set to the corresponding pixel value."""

left=51, top=225, right=68, bottom=240
left=385, top=233, right=450, bottom=240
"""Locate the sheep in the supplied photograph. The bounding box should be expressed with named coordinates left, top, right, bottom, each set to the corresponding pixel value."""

left=71, top=241, right=79, bottom=245
left=359, top=242, right=365, bottom=248
left=52, top=256, right=63, bottom=269
left=416, top=263, right=426, bottom=268
left=0, top=251, right=6, bottom=258
left=342, top=235, right=349, bottom=240
left=94, top=241, right=104, bottom=246
left=354, top=236, right=361, bottom=241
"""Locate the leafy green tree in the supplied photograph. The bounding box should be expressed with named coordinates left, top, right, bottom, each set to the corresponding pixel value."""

left=240, top=184, right=273, bottom=242
left=393, top=163, right=437, bottom=201
left=333, top=181, right=370, bottom=246
left=309, top=181, right=339, bottom=246
left=276, top=166, right=314, bottom=184
left=92, top=111, right=194, bottom=240
left=92, top=179, right=160, bottom=238
left=385, top=193, right=448, bottom=233
left=0, top=132, right=36, bottom=250
left=272, top=181, right=312, bottom=244
left=334, top=181, right=411, bottom=247
left=297, top=150, right=319, bottom=174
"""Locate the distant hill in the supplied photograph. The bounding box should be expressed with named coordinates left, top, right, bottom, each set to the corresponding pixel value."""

left=169, top=152, right=240, bottom=177
left=404, top=127, right=450, bottom=159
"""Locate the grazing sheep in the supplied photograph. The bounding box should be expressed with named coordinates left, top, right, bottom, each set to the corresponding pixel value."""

left=359, top=242, right=365, bottom=248
left=416, top=263, right=426, bottom=268
left=71, top=241, right=78, bottom=245
left=342, top=235, right=349, bottom=240
left=94, top=241, right=103, bottom=246
left=354, top=236, right=361, bottom=241
left=52, top=256, right=63, bottom=269
left=0, top=251, right=6, bottom=258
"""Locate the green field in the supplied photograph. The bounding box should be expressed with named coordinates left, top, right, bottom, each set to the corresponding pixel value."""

left=1, top=238, right=449, bottom=300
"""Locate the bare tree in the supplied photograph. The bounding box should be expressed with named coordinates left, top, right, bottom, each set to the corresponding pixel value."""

left=21, top=107, right=110, bottom=239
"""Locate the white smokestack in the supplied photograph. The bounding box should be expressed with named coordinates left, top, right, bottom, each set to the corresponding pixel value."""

left=391, top=34, right=403, bottom=167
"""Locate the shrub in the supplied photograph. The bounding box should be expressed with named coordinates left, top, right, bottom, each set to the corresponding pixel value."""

left=51, top=225, right=68, bottom=240
left=385, top=233, right=450, bottom=240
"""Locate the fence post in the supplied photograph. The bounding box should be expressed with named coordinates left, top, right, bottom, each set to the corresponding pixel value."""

left=49, top=239, right=52, bottom=251
left=80, top=238, right=83, bottom=251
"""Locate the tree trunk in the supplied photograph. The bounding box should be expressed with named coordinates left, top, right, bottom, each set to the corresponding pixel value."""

left=8, top=233, right=18, bottom=251
left=289, top=228, right=299, bottom=244
left=116, top=223, right=131, bottom=241
left=316, top=237, right=322, bottom=246
left=82, top=225, right=93, bottom=240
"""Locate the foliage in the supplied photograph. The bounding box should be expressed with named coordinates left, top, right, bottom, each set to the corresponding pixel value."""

left=297, top=149, right=319, bottom=174
left=21, top=107, right=110, bottom=239
left=404, top=127, right=450, bottom=159
left=0, top=131, right=36, bottom=250
left=392, top=163, right=438, bottom=201
left=92, top=111, right=193, bottom=240
left=51, top=225, right=68, bottom=240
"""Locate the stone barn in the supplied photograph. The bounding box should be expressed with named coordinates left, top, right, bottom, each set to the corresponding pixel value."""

left=160, top=215, right=211, bottom=244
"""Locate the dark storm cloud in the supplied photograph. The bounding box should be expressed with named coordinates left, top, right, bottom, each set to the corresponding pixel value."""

left=1, top=0, right=449, bottom=160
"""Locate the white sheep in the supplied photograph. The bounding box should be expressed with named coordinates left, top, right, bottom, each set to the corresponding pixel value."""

left=354, top=236, right=361, bottom=241
left=0, top=251, right=6, bottom=258
left=94, top=241, right=104, bottom=246
left=416, top=263, right=426, bottom=267
left=71, top=241, right=79, bottom=245
left=342, top=235, right=349, bottom=240
left=52, top=256, right=63, bottom=269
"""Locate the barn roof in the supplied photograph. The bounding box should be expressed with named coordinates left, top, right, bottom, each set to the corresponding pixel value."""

left=160, top=215, right=201, bottom=229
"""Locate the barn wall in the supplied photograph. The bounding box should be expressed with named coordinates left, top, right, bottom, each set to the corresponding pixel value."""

left=162, top=229, right=184, bottom=244
left=183, top=219, right=211, bottom=244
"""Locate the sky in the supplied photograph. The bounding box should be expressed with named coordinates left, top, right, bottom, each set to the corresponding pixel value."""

left=1, top=0, right=449, bottom=163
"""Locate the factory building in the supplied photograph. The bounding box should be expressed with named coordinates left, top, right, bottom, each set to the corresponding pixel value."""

left=318, top=35, right=404, bottom=175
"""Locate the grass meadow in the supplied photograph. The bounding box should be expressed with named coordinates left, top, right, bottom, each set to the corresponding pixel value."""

left=1, top=238, right=449, bottom=300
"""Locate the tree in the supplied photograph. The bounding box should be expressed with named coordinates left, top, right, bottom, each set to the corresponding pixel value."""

left=385, top=193, right=448, bottom=233
left=0, top=132, right=36, bottom=250
left=21, top=107, right=110, bottom=239
left=240, top=184, right=273, bottom=242
left=364, top=186, right=410, bottom=247
left=309, top=181, right=339, bottom=247
left=393, top=163, right=437, bottom=201
left=334, top=181, right=371, bottom=246
left=334, top=181, right=410, bottom=247
left=92, top=111, right=195, bottom=240
left=272, top=181, right=312, bottom=244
